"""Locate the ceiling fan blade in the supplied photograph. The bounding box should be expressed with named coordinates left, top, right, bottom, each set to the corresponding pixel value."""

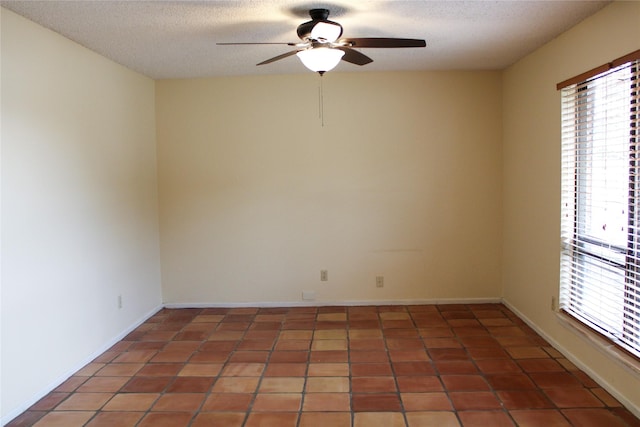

left=341, top=38, right=426, bottom=48
left=217, top=42, right=298, bottom=46
left=257, top=50, right=300, bottom=66
left=336, top=47, right=373, bottom=66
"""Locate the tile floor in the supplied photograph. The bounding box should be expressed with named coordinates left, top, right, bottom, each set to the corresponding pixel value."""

left=7, top=304, right=640, bottom=426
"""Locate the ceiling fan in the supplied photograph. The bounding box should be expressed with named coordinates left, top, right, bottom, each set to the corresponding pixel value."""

left=218, top=8, right=426, bottom=75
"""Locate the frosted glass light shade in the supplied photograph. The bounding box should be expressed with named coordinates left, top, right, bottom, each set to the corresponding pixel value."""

left=310, top=22, right=342, bottom=42
left=296, top=48, right=345, bottom=73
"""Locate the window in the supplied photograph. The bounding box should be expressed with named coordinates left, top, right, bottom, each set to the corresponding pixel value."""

left=559, top=50, right=640, bottom=359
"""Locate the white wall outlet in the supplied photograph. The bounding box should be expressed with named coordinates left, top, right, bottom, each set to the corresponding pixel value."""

left=302, top=290, right=316, bottom=300
left=117, top=294, right=123, bottom=309
left=376, top=276, right=384, bottom=288
left=320, top=270, right=328, bottom=282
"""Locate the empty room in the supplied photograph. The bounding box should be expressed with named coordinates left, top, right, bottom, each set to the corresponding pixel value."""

left=2, top=1, right=640, bottom=426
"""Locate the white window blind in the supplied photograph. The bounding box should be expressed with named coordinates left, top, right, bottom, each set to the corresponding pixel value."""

left=560, top=52, right=639, bottom=359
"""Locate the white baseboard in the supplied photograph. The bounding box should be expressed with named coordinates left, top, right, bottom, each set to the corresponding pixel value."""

left=163, top=297, right=502, bottom=309
left=1, top=304, right=163, bottom=426
left=502, top=298, right=640, bottom=419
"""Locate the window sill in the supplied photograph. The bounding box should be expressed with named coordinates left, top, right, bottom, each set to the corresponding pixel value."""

left=555, top=310, right=640, bottom=377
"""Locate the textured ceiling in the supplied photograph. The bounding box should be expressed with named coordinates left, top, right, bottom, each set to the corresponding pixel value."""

left=2, top=0, right=610, bottom=79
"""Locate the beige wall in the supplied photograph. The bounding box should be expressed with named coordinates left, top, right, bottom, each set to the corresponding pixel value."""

left=502, top=1, right=640, bottom=413
left=1, top=8, right=162, bottom=422
left=156, top=71, right=503, bottom=305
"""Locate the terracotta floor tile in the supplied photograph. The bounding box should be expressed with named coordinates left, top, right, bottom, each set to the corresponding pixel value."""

left=518, top=358, right=564, bottom=372
left=188, top=350, right=228, bottom=363
left=349, top=339, right=386, bottom=350
left=84, top=412, right=143, bottom=427
left=259, top=377, right=305, bottom=393
left=252, top=393, right=302, bottom=411
left=591, top=387, right=623, bottom=407
left=387, top=338, right=424, bottom=350
left=497, top=390, right=554, bottom=409
left=236, top=339, right=275, bottom=351
left=150, top=350, right=194, bottom=363
left=466, top=347, right=509, bottom=359
left=95, top=363, right=143, bottom=377
left=278, top=330, right=313, bottom=340
left=457, top=411, right=515, bottom=426
left=354, top=412, right=406, bottom=427
left=137, top=412, right=194, bottom=427
left=53, top=377, right=86, bottom=393
left=419, top=327, right=455, bottom=337
left=349, top=329, right=383, bottom=339
left=136, top=363, right=184, bottom=377
left=351, top=350, right=389, bottom=363
left=544, top=388, right=605, bottom=408
left=178, top=363, right=223, bottom=377
left=485, top=374, right=537, bottom=390
left=393, top=361, right=436, bottom=375
left=75, top=363, right=105, bottom=376
left=406, top=411, right=461, bottom=427
left=388, top=350, right=430, bottom=362
left=7, top=410, right=45, bottom=426
left=30, top=393, right=70, bottom=411
left=303, top=393, right=351, bottom=411
left=314, top=329, right=348, bottom=339
left=274, top=340, right=311, bottom=351
left=310, top=350, right=349, bottom=362
left=33, top=411, right=95, bottom=427
left=441, top=375, right=490, bottom=391
left=76, top=377, right=128, bottom=392
left=244, top=413, right=298, bottom=427
left=396, top=376, right=443, bottom=392
left=151, top=393, right=205, bottom=411
left=505, top=346, right=549, bottom=359
left=352, top=393, right=402, bottom=411
left=423, top=337, right=463, bottom=348
left=307, top=362, right=349, bottom=376
left=269, top=351, right=309, bottom=363
left=264, top=363, right=307, bottom=377
left=475, top=359, right=522, bottom=374
left=509, top=409, right=572, bottom=426
left=54, top=393, right=112, bottom=411
left=529, top=372, right=583, bottom=389
left=299, top=412, right=351, bottom=427
left=166, top=376, right=214, bottom=393
left=10, top=304, right=640, bottom=427
left=201, top=393, right=253, bottom=411
left=211, top=377, right=259, bottom=393
left=429, top=348, right=469, bottom=361
left=102, top=393, right=159, bottom=411
left=191, top=412, right=245, bottom=427
left=351, top=377, right=397, bottom=393
left=402, top=392, right=453, bottom=411
left=112, top=349, right=157, bottom=363
left=449, top=391, right=502, bottom=410
left=305, top=377, right=350, bottom=392
left=351, top=362, right=393, bottom=376
left=311, top=339, right=348, bottom=351
left=220, top=362, right=264, bottom=376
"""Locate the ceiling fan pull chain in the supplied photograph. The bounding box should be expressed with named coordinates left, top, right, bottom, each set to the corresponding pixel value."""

left=319, top=75, right=325, bottom=127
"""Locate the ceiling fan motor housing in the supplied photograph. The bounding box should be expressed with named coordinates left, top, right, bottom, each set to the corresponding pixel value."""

left=296, top=8, right=343, bottom=42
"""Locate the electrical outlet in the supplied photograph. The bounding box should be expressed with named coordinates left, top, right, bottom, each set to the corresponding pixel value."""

left=321, top=270, right=328, bottom=282
left=117, top=294, right=123, bottom=309
left=551, top=296, right=557, bottom=311
left=376, top=276, right=384, bottom=288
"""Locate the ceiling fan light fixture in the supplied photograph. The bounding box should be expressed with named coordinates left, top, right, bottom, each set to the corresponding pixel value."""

left=310, top=21, right=342, bottom=42
left=296, top=47, right=345, bottom=74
